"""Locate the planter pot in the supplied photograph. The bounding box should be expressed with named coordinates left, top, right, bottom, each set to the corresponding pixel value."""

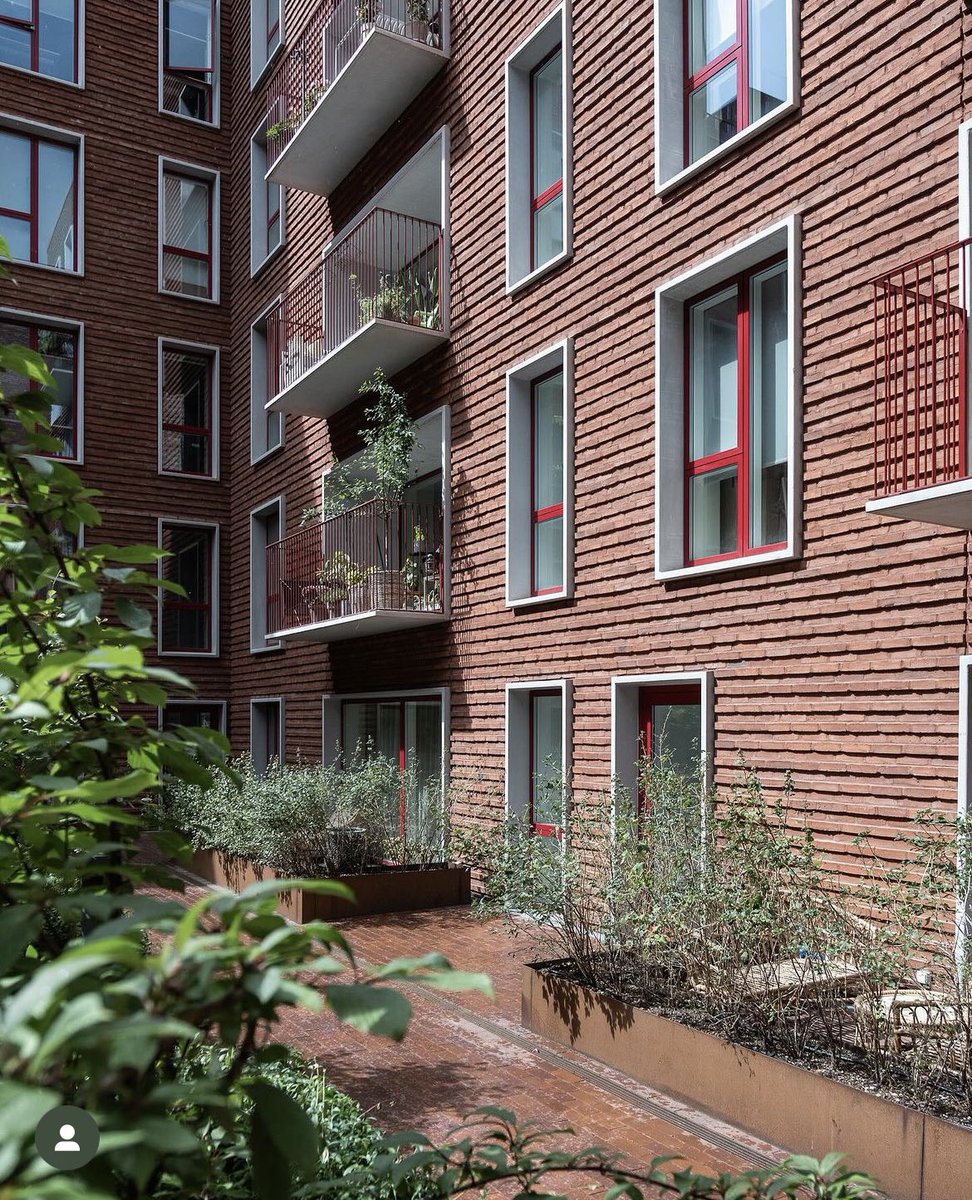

left=188, top=847, right=470, bottom=922
left=406, top=18, right=429, bottom=42
left=367, top=568, right=400, bottom=609
left=521, top=962, right=972, bottom=1200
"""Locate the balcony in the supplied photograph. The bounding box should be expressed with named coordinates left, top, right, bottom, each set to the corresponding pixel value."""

left=266, top=207, right=446, bottom=419
left=866, top=238, right=972, bottom=529
left=266, top=499, right=446, bottom=642
left=264, top=0, right=448, bottom=196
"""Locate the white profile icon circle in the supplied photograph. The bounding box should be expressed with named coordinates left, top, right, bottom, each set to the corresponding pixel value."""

left=55, top=1124, right=81, bottom=1153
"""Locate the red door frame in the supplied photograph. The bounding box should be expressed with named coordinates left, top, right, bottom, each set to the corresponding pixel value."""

left=638, top=684, right=700, bottom=814
left=529, top=688, right=562, bottom=838
left=530, top=368, right=565, bottom=595
left=682, top=0, right=749, bottom=164
left=528, top=45, right=564, bottom=272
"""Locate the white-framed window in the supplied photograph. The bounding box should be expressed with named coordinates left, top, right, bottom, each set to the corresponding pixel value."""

left=655, top=0, right=798, bottom=193
left=610, top=671, right=714, bottom=815
left=160, top=699, right=227, bottom=734
left=158, top=338, right=218, bottom=479
left=158, top=158, right=220, bottom=302
left=654, top=214, right=800, bottom=581
left=505, top=3, right=572, bottom=293
left=322, top=688, right=449, bottom=841
left=251, top=696, right=283, bottom=773
left=0, top=0, right=83, bottom=86
left=250, top=494, right=284, bottom=652
left=250, top=124, right=284, bottom=275
left=157, top=518, right=219, bottom=656
left=250, top=299, right=284, bottom=463
left=505, top=679, right=570, bottom=837
left=506, top=338, right=573, bottom=606
left=0, top=307, right=83, bottom=463
left=160, top=0, right=219, bottom=126
left=249, top=0, right=282, bottom=87
left=0, top=114, right=83, bottom=275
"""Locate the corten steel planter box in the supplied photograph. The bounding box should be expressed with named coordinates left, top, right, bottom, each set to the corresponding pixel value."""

left=188, top=848, right=470, bottom=922
left=521, top=962, right=972, bottom=1200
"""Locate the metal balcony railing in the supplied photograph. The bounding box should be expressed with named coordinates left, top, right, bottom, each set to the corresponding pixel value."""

left=267, top=499, right=444, bottom=634
left=264, top=0, right=443, bottom=169
left=267, top=207, right=443, bottom=400
left=872, top=239, right=972, bottom=497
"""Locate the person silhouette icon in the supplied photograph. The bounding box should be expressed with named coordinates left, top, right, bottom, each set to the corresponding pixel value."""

left=54, top=1124, right=81, bottom=1153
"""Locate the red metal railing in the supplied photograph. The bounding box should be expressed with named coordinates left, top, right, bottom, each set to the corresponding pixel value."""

left=266, top=206, right=442, bottom=400
left=872, top=239, right=972, bottom=496
left=264, top=0, right=443, bottom=169
left=266, top=499, right=444, bottom=634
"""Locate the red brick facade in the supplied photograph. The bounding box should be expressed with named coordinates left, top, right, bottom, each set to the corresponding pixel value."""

left=3, top=1, right=972, bottom=867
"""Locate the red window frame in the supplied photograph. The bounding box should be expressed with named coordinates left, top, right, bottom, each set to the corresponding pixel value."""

left=683, top=0, right=749, bottom=163
left=0, top=129, right=78, bottom=271
left=638, top=684, right=700, bottom=815
left=160, top=522, right=214, bottom=653
left=266, top=176, right=281, bottom=257
left=161, top=168, right=214, bottom=299
left=528, top=688, right=562, bottom=838
left=530, top=368, right=564, bottom=596
left=340, top=695, right=442, bottom=841
left=160, top=345, right=214, bottom=477
left=265, top=0, right=279, bottom=58
left=0, top=316, right=77, bottom=459
left=683, top=253, right=787, bottom=567
left=529, top=45, right=563, bottom=272
left=162, top=701, right=225, bottom=733
left=0, top=0, right=79, bottom=82
left=162, top=0, right=216, bottom=123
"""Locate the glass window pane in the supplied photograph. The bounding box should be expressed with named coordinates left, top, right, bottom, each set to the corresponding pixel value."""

left=749, top=262, right=788, bottom=548
left=533, top=372, right=563, bottom=510
left=689, top=287, right=738, bottom=460
left=689, top=0, right=736, bottom=73
left=533, top=191, right=563, bottom=269
left=163, top=252, right=209, bottom=297
left=164, top=175, right=209, bottom=253
left=404, top=700, right=442, bottom=845
left=749, top=0, right=787, bottom=120
left=165, top=0, right=212, bottom=70
left=38, top=327, right=75, bottom=457
left=534, top=515, right=563, bottom=593
left=37, top=141, right=75, bottom=269
left=266, top=0, right=280, bottom=52
left=38, top=0, right=75, bottom=82
left=0, top=6, right=31, bottom=72
left=688, top=61, right=738, bottom=163
left=165, top=527, right=210, bottom=603
left=651, top=703, right=701, bottom=776
left=0, top=131, right=30, bottom=213
left=532, top=48, right=562, bottom=198
left=689, top=464, right=738, bottom=560
left=162, top=349, right=211, bottom=474
left=0, top=216, right=30, bottom=263
left=531, top=693, right=562, bottom=828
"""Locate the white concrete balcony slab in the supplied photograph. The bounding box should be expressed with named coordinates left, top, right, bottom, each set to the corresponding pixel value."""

left=264, top=0, right=448, bottom=197
left=266, top=206, right=446, bottom=419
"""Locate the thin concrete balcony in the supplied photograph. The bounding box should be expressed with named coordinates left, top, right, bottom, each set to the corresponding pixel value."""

left=264, top=0, right=448, bottom=196
left=266, top=499, right=446, bottom=643
left=866, top=237, right=972, bottom=530
left=266, top=207, right=446, bottom=419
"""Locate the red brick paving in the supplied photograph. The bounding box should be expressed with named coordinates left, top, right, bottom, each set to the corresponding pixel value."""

left=148, top=867, right=787, bottom=1197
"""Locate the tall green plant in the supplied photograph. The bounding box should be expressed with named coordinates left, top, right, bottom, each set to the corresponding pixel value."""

left=0, top=241, right=490, bottom=1199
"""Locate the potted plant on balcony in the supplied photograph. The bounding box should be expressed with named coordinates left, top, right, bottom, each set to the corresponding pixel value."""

left=405, top=0, right=430, bottom=41
left=355, top=0, right=375, bottom=34
left=352, top=273, right=412, bottom=325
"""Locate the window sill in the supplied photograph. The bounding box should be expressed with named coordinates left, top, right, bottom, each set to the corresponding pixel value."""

left=250, top=439, right=285, bottom=467
left=250, top=238, right=286, bottom=281
left=158, top=649, right=220, bottom=658
left=506, top=589, right=571, bottom=609
left=655, top=545, right=797, bottom=582
left=158, top=287, right=221, bottom=306
left=251, top=42, right=286, bottom=92
left=0, top=61, right=83, bottom=89
left=250, top=642, right=284, bottom=655
left=655, top=101, right=799, bottom=197
left=507, top=247, right=572, bottom=297
left=7, top=259, right=83, bottom=279
left=159, top=107, right=221, bottom=132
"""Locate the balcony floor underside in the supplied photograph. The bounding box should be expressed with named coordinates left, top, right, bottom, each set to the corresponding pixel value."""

left=866, top=477, right=972, bottom=530
left=269, top=608, right=447, bottom=643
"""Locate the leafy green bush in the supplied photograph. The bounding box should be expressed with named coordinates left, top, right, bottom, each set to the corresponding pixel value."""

left=156, top=750, right=445, bottom=874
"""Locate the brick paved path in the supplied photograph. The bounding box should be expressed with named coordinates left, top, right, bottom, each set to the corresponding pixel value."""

left=153, top=863, right=789, bottom=1197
